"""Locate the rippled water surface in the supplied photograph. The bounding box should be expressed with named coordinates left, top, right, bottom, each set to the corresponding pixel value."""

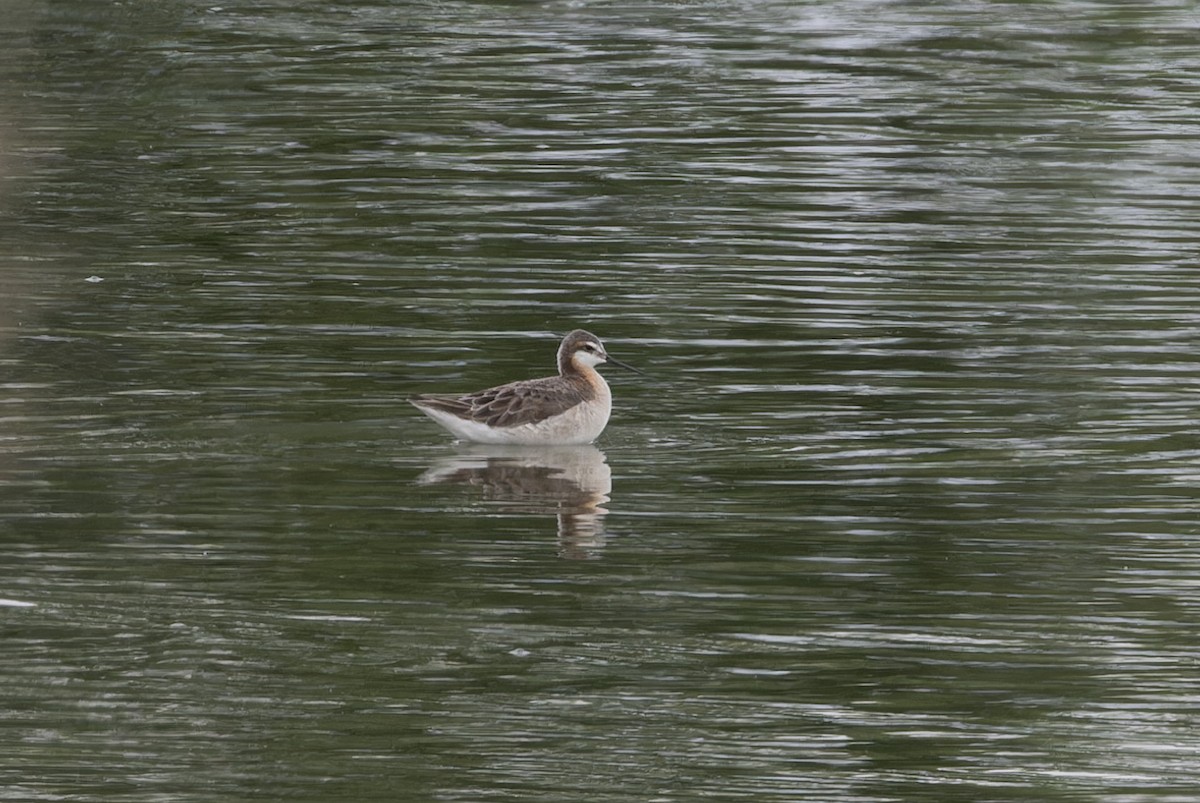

left=4, top=1, right=1200, bottom=800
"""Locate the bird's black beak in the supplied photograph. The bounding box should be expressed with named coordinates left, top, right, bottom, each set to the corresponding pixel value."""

left=605, top=353, right=644, bottom=375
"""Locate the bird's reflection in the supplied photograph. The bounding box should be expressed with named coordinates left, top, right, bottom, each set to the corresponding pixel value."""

left=416, top=444, right=612, bottom=559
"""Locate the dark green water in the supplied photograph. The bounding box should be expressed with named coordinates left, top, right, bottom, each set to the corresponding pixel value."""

left=4, top=1, right=1200, bottom=800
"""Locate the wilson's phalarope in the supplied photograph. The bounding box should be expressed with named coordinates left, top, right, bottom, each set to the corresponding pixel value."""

left=410, top=329, right=641, bottom=445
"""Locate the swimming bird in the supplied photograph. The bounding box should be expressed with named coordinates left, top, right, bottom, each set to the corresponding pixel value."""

left=410, top=329, right=641, bottom=445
